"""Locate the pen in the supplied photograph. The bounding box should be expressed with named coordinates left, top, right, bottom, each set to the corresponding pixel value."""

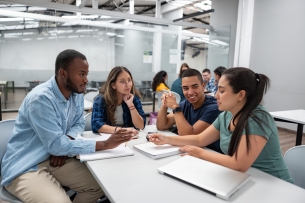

left=139, top=129, right=151, bottom=141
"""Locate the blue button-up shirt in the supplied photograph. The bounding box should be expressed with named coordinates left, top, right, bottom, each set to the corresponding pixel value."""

left=206, top=77, right=217, bottom=93
left=1, top=76, right=96, bottom=186
left=91, top=94, right=146, bottom=132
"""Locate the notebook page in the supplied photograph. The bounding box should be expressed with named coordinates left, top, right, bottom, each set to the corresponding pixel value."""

left=76, top=134, right=134, bottom=161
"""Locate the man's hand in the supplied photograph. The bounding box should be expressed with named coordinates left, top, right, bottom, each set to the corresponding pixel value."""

left=161, top=92, right=168, bottom=107
left=124, top=127, right=139, bottom=135
left=163, top=93, right=178, bottom=109
left=49, top=155, right=67, bottom=167
left=97, top=129, right=135, bottom=150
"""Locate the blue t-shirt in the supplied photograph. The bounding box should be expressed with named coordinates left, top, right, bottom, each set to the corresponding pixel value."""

left=180, top=95, right=221, bottom=125
left=179, top=95, right=223, bottom=153
left=171, top=78, right=185, bottom=102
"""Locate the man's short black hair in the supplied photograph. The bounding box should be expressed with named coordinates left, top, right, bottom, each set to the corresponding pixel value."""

left=214, top=66, right=227, bottom=77
left=182, top=69, right=204, bottom=83
left=202, top=68, right=210, bottom=74
left=55, top=49, right=87, bottom=76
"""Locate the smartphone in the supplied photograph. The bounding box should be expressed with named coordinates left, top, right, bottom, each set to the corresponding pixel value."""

left=146, top=132, right=158, bottom=141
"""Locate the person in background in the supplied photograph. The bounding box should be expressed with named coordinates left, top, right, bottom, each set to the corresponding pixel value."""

left=213, top=66, right=227, bottom=91
left=170, top=63, right=190, bottom=102
left=157, top=69, right=222, bottom=153
left=1, top=50, right=135, bottom=203
left=152, top=70, right=169, bottom=92
left=92, top=66, right=146, bottom=134
left=202, top=68, right=217, bottom=94
left=149, top=67, right=293, bottom=183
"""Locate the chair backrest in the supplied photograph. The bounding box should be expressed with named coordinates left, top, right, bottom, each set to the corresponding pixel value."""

left=84, top=112, right=92, bottom=131
left=0, top=119, right=16, bottom=167
left=0, top=119, right=66, bottom=203
left=283, top=145, right=305, bottom=189
left=156, top=92, right=163, bottom=110
left=84, top=91, right=99, bottom=103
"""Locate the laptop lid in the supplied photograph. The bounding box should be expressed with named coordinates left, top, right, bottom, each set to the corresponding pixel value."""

left=158, top=155, right=251, bottom=200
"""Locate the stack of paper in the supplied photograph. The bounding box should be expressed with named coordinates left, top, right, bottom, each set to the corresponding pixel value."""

left=133, top=142, right=181, bottom=159
left=77, top=134, right=134, bottom=162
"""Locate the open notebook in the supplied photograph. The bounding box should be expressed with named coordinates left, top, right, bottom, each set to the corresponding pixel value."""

left=158, top=155, right=251, bottom=200
left=133, top=142, right=181, bottom=159
left=76, top=134, right=134, bottom=162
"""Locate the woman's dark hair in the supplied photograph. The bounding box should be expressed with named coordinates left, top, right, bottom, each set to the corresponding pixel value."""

left=179, top=63, right=190, bottom=78
left=151, top=70, right=169, bottom=91
left=214, top=66, right=226, bottom=77
left=99, top=66, right=140, bottom=124
left=222, top=67, right=270, bottom=158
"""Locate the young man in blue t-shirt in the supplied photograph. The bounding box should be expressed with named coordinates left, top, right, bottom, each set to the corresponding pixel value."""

left=156, top=69, right=222, bottom=153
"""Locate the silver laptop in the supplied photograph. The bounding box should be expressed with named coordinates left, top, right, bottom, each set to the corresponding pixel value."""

left=158, top=155, right=251, bottom=200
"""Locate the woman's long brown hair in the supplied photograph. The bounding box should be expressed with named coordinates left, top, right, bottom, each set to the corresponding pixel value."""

left=99, top=66, right=140, bottom=125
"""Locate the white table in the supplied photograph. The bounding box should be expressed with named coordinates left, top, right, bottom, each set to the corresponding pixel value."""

left=84, top=99, right=93, bottom=111
left=270, top=110, right=305, bottom=146
left=84, top=125, right=305, bottom=203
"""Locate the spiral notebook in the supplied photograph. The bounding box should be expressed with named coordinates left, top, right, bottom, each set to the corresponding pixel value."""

left=76, top=134, right=134, bottom=162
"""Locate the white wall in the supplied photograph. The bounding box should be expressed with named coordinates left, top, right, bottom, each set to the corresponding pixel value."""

left=181, top=46, right=207, bottom=72
left=249, top=0, right=305, bottom=132
left=0, top=25, right=183, bottom=88
left=0, top=27, right=115, bottom=82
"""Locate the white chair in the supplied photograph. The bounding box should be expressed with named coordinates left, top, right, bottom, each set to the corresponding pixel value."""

left=283, top=145, right=305, bottom=189
left=84, top=91, right=99, bottom=103
left=155, top=91, right=181, bottom=112
left=0, top=119, right=22, bottom=203
left=84, top=112, right=92, bottom=131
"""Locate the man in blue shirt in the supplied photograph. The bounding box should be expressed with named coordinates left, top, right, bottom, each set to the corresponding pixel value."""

left=1, top=50, right=134, bottom=203
left=156, top=69, right=222, bottom=153
left=202, top=68, right=217, bottom=93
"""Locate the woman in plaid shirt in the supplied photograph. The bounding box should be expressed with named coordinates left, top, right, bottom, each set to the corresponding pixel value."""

left=91, top=66, right=146, bottom=134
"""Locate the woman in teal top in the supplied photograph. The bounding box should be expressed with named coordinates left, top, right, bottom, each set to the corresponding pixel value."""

left=149, top=67, right=292, bottom=183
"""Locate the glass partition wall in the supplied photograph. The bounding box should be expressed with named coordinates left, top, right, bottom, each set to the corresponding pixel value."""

left=0, top=3, right=230, bottom=114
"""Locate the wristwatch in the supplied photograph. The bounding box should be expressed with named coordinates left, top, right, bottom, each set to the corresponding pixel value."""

left=173, top=106, right=182, bottom=114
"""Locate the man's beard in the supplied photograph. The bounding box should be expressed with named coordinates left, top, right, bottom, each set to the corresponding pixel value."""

left=66, top=75, right=83, bottom=94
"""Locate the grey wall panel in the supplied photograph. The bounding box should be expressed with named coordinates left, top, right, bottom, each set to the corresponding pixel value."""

left=250, top=0, right=305, bottom=131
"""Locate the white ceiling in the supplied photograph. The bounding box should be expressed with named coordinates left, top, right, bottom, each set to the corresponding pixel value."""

left=0, top=0, right=211, bottom=31
left=0, top=0, right=212, bottom=49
